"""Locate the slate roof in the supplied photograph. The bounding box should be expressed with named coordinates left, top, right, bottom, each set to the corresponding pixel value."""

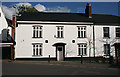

left=17, top=12, right=120, bottom=25
left=92, top=14, right=120, bottom=25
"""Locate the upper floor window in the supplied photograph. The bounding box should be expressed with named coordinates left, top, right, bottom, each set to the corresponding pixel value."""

left=33, top=26, right=42, bottom=38
left=103, top=27, right=109, bottom=38
left=116, top=28, right=120, bottom=38
left=32, top=43, right=42, bottom=56
left=78, top=43, right=87, bottom=56
left=78, top=26, right=86, bottom=38
left=56, top=26, right=64, bottom=38
left=104, top=44, right=110, bottom=56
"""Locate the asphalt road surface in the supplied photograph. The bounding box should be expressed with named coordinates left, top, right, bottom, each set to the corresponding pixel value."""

left=2, top=60, right=120, bottom=75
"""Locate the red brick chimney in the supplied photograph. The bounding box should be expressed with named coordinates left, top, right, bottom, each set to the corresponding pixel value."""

left=85, top=3, right=92, bottom=18
left=11, top=15, right=16, bottom=60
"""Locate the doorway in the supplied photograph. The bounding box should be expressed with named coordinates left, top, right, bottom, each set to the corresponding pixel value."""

left=53, top=43, right=66, bottom=61
left=57, top=46, right=64, bottom=61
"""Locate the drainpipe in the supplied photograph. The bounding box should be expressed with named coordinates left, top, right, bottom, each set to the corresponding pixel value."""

left=11, top=6, right=17, bottom=60
left=11, top=15, right=16, bottom=60
left=93, top=25, right=95, bottom=58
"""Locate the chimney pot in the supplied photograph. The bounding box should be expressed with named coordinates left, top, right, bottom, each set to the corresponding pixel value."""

left=85, top=3, right=92, bottom=18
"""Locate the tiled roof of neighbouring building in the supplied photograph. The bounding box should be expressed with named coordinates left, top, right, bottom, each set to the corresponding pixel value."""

left=17, top=12, right=120, bottom=26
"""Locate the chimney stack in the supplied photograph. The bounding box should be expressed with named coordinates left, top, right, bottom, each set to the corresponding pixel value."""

left=85, top=3, right=92, bottom=18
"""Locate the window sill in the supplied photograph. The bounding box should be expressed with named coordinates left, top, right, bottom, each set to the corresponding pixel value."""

left=32, top=55, right=42, bottom=56
left=78, top=55, right=87, bottom=56
left=32, top=37, right=43, bottom=39
left=77, top=37, right=87, bottom=38
left=103, top=37, right=110, bottom=39
left=115, top=37, right=120, bottom=39
left=55, top=37, right=64, bottom=39
left=103, top=54, right=110, bottom=56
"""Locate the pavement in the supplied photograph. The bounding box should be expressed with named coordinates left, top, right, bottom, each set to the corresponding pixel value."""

left=1, top=60, right=120, bottom=75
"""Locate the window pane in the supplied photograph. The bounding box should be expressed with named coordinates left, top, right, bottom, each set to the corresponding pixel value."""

left=81, top=48, right=83, bottom=55
left=84, top=45, right=86, bottom=47
left=58, top=47, right=62, bottom=51
left=39, top=48, right=42, bottom=55
left=36, top=30, right=38, bottom=37
left=81, top=27, right=83, bottom=30
left=57, top=31, right=60, bottom=37
left=84, top=27, right=86, bottom=30
left=81, top=31, right=83, bottom=38
left=116, top=28, right=120, bottom=37
left=78, top=48, right=80, bottom=55
left=78, top=27, right=86, bottom=38
left=116, top=28, right=120, bottom=32
left=33, top=49, right=35, bottom=56
left=104, top=44, right=110, bottom=55
left=36, top=48, right=38, bottom=56
left=57, top=27, right=59, bottom=30
left=84, top=31, right=86, bottom=38
left=39, top=45, right=42, bottom=47
left=39, top=31, right=42, bottom=38
left=33, top=27, right=35, bottom=38
left=33, top=27, right=35, bottom=29
left=61, top=31, right=63, bottom=37
left=33, top=26, right=42, bottom=38
left=78, top=31, right=80, bottom=38
left=36, top=45, right=38, bottom=47
left=56, top=27, right=64, bottom=38
left=78, top=44, right=87, bottom=56
left=84, top=48, right=87, bottom=55
left=40, top=27, right=42, bottom=29
left=33, top=44, right=42, bottom=56
left=103, top=27, right=109, bottom=37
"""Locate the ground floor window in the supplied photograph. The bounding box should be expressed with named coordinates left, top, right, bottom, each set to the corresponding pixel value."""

left=32, top=43, right=42, bottom=56
left=104, top=44, right=110, bottom=56
left=78, top=43, right=87, bottom=56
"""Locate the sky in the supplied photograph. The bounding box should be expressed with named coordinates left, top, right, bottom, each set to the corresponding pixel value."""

left=1, top=2, right=120, bottom=20
left=0, top=0, right=120, bottom=2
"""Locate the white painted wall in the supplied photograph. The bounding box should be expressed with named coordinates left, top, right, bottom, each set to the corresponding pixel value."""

left=94, top=25, right=120, bottom=57
left=15, top=21, right=119, bottom=59
left=0, top=7, right=8, bottom=34
left=0, top=6, right=9, bottom=41
left=15, top=23, right=94, bottom=58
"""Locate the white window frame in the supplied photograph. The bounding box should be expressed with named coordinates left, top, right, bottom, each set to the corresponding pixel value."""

left=103, top=27, right=109, bottom=38
left=56, top=26, right=64, bottom=38
left=32, top=43, right=42, bottom=56
left=104, top=44, right=110, bottom=56
left=33, top=26, right=42, bottom=38
left=116, top=27, right=120, bottom=38
left=78, top=26, right=86, bottom=38
left=78, top=43, right=87, bottom=56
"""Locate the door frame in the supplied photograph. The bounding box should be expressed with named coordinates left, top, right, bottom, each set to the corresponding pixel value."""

left=53, top=43, right=66, bottom=61
left=56, top=46, right=64, bottom=61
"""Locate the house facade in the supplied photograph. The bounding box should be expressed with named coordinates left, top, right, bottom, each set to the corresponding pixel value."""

left=0, top=6, right=13, bottom=59
left=14, top=3, right=120, bottom=61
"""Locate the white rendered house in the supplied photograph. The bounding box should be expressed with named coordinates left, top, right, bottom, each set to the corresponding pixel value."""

left=0, top=6, right=14, bottom=59
left=14, top=3, right=120, bottom=61
left=0, top=6, right=9, bottom=41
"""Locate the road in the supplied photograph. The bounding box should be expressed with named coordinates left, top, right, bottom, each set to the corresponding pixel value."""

left=2, top=60, right=120, bottom=75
